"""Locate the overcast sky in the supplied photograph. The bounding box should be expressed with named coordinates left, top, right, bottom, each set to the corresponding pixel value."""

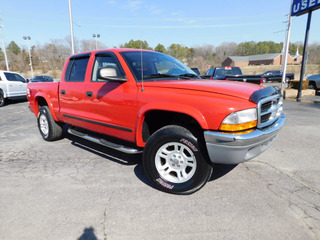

left=1, top=0, right=320, bottom=50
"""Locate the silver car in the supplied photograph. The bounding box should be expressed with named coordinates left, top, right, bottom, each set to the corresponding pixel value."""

left=307, top=74, right=320, bottom=90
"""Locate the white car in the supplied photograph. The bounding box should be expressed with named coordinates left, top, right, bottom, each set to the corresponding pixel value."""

left=0, top=70, right=28, bottom=107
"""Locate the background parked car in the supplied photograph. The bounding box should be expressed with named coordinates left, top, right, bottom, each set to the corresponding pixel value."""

left=307, top=74, right=320, bottom=90
left=30, top=75, right=54, bottom=82
left=261, top=70, right=294, bottom=83
left=0, top=70, right=27, bottom=107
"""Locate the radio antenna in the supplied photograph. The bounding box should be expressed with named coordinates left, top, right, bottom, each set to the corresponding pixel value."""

left=140, top=45, right=144, bottom=92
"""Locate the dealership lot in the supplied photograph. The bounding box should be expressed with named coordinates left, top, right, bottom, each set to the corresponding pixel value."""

left=0, top=99, right=320, bottom=240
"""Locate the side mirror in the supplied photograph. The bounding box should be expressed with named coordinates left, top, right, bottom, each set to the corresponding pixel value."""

left=98, top=67, right=127, bottom=82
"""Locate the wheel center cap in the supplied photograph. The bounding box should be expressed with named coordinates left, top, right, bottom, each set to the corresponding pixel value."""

left=169, top=153, right=184, bottom=167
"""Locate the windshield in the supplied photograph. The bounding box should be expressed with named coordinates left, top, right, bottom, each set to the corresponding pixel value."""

left=120, top=51, right=199, bottom=82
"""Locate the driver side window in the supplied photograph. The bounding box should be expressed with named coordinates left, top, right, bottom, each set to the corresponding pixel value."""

left=92, top=55, right=123, bottom=82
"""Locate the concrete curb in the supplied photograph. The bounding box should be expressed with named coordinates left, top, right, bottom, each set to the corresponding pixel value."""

left=283, top=89, right=315, bottom=99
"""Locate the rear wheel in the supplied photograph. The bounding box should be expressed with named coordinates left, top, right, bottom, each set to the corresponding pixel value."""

left=143, top=125, right=213, bottom=195
left=37, top=106, right=63, bottom=141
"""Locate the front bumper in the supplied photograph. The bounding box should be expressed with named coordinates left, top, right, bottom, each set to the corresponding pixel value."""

left=204, top=113, right=286, bottom=164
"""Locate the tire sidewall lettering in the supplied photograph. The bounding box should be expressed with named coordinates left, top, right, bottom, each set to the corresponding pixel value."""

left=180, top=138, right=198, bottom=152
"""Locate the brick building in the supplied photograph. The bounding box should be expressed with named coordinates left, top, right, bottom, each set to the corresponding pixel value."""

left=222, top=52, right=302, bottom=67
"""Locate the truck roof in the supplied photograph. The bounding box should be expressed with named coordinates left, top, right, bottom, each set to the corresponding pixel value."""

left=69, top=48, right=155, bottom=58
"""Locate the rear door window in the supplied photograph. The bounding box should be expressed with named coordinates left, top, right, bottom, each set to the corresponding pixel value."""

left=65, top=57, right=90, bottom=82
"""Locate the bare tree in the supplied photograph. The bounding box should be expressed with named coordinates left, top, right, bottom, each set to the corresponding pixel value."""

left=214, top=42, right=237, bottom=64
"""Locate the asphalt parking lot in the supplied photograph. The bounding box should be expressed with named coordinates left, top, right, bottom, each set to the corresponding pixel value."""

left=0, top=98, right=320, bottom=240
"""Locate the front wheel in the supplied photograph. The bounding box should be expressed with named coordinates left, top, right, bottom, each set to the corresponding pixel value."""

left=143, top=125, right=213, bottom=195
left=37, top=106, right=63, bottom=141
left=0, top=93, right=6, bottom=107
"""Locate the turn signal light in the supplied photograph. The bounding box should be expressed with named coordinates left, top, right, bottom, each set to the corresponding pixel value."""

left=219, top=120, right=257, bottom=132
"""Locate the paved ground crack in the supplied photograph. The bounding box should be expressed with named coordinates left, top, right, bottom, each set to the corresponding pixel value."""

left=243, top=161, right=320, bottom=239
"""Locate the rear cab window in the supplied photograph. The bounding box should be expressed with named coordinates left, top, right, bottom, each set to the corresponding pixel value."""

left=64, top=54, right=90, bottom=82
left=214, top=67, right=242, bottom=78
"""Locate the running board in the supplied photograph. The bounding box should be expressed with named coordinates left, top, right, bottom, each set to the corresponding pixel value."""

left=67, top=127, right=142, bottom=154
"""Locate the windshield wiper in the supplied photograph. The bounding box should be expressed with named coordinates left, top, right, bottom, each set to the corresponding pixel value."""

left=144, top=74, right=176, bottom=79
left=178, top=73, right=199, bottom=79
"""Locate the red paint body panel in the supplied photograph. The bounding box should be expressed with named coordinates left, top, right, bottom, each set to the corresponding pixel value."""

left=27, top=49, right=261, bottom=147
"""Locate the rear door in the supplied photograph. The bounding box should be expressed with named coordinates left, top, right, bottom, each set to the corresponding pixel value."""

left=59, top=53, right=90, bottom=128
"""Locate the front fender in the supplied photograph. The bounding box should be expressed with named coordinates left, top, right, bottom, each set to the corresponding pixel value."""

left=0, top=88, right=7, bottom=98
left=135, top=102, right=208, bottom=147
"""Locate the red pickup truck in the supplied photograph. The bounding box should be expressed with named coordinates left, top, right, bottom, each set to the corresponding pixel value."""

left=27, top=49, right=286, bottom=194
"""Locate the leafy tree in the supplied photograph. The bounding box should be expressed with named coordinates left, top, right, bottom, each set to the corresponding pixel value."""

left=289, top=42, right=303, bottom=56
left=154, top=43, right=167, bottom=53
left=120, top=39, right=152, bottom=50
left=7, top=41, right=21, bottom=55
left=236, top=41, right=285, bottom=56
left=167, top=44, right=192, bottom=62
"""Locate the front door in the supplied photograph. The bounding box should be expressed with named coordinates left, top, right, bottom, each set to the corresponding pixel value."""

left=83, top=52, right=138, bottom=143
left=3, top=72, right=27, bottom=97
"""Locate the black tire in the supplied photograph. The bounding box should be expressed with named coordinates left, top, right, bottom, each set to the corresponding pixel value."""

left=0, top=92, right=6, bottom=107
left=37, top=106, right=63, bottom=141
left=142, top=125, right=213, bottom=195
left=308, top=82, right=316, bottom=90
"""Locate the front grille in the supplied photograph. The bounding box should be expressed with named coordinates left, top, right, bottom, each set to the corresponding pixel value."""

left=257, top=94, right=282, bottom=128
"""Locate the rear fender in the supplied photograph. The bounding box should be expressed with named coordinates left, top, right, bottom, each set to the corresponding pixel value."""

left=34, top=92, right=59, bottom=121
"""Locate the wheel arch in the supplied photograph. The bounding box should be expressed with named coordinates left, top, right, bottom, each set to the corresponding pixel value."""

left=308, top=80, right=317, bottom=90
left=34, top=94, right=59, bottom=121
left=136, top=105, right=208, bottom=147
left=0, top=88, right=6, bottom=98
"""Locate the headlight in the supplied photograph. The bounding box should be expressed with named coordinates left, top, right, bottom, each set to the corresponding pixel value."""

left=219, top=108, right=257, bottom=132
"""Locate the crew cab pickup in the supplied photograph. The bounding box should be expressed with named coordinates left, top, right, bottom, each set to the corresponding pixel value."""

left=27, top=49, right=285, bottom=194
left=203, top=66, right=263, bottom=85
left=0, top=70, right=27, bottom=107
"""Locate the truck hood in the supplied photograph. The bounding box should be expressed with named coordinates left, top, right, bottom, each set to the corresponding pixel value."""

left=142, top=79, right=264, bottom=100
